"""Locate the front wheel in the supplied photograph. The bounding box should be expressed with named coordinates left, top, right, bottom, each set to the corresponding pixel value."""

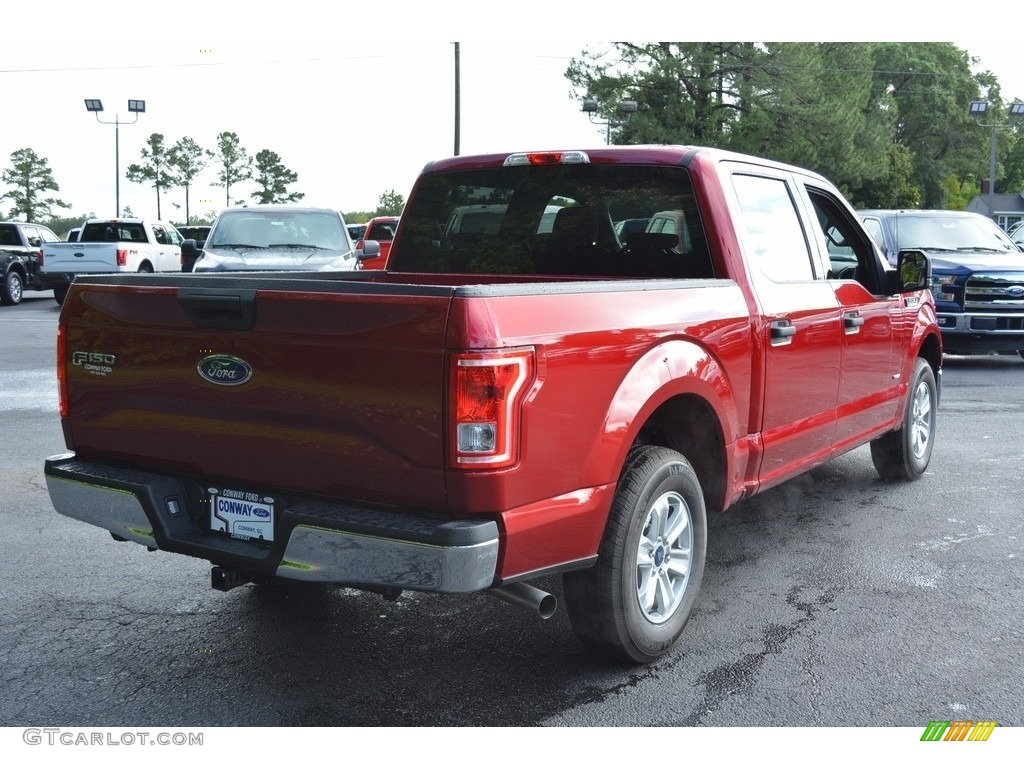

left=563, top=445, right=707, bottom=664
left=1, top=270, right=24, bottom=305
left=870, top=357, right=937, bottom=480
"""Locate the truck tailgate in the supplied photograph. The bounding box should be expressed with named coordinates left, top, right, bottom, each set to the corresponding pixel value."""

left=43, top=243, right=116, bottom=272
left=60, top=279, right=455, bottom=509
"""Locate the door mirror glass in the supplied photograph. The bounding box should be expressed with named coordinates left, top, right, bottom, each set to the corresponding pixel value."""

left=896, top=249, right=930, bottom=291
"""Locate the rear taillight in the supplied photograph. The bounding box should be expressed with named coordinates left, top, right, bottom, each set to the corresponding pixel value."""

left=38, top=251, right=44, bottom=267
left=57, top=324, right=68, bottom=418
left=116, top=249, right=128, bottom=267
left=450, top=348, right=534, bottom=468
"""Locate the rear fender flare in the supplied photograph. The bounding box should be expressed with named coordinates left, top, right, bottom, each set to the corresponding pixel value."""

left=598, top=338, right=739, bottom=482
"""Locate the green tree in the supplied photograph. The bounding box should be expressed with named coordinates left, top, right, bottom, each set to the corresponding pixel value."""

left=865, top=43, right=984, bottom=208
left=43, top=212, right=96, bottom=238
left=210, top=131, right=252, bottom=206
left=567, top=42, right=1003, bottom=209
left=374, top=189, right=404, bottom=216
left=567, top=43, right=769, bottom=146
left=168, top=137, right=209, bottom=224
left=0, top=148, right=70, bottom=221
left=845, top=143, right=921, bottom=209
left=251, top=150, right=304, bottom=204
left=126, top=133, right=176, bottom=220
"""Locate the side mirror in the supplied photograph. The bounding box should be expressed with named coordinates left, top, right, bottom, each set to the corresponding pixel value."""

left=896, top=249, right=930, bottom=292
left=357, top=240, right=381, bottom=260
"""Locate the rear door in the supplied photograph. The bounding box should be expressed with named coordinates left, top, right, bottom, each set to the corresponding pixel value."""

left=727, top=168, right=843, bottom=487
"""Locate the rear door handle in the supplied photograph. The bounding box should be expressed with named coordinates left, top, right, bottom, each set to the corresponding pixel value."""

left=770, top=319, right=796, bottom=344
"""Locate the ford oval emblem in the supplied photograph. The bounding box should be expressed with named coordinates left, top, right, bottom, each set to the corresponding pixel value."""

left=197, top=355, right=253, bottom=386
left=1008, top=285, right=1024, bottom=298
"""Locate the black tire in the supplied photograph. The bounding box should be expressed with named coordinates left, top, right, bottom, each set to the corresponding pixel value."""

left=563, top=445, right=707, bottom=664
left=2, top=269, right=24, bottom=306
left=138, top=262, right=153, bottom=273
left=870, top=357, right=937, bottom=480
left=53, top=285, right=69, bottom=305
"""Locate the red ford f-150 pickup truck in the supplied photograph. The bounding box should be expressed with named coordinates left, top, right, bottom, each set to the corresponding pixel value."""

left=45, top=146, right=942, bottom=664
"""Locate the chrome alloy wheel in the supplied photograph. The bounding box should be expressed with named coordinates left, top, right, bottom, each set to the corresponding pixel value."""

left=636, top=490, right=693, bottom=624
left=910, top=378, right=933, bottom=460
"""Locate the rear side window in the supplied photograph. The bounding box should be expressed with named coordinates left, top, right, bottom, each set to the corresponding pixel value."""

left=0, top=224, right=20, bottom=246
left=393, top=163, right=714, bottom=279
left=731, top=173, right=814, bottom=282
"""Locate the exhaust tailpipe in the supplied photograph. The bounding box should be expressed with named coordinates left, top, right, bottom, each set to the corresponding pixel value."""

left=489, top=582, right=557, bottom=619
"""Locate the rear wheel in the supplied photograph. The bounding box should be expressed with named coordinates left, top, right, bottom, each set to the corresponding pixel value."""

left=2, top=270, right=24, bottom=305
left=870, top=357, right=936, bottom=480
left=53, top=285, right=69, bottom=305
left=563, top=445, right=707, bottom=664
left=138, top=262, right=153, bottom=273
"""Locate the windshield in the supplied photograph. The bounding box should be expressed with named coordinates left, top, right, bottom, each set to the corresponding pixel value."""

left=209, top=210, right=348, bottom=250
left=892, top=215, right=1017, bottom=251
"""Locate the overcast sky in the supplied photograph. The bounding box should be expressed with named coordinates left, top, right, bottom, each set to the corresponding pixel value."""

left=2, top=7, right=1021, bottom=225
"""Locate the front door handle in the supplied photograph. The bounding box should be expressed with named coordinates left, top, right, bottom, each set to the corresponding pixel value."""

left=844, top=312, right=865, bottom=333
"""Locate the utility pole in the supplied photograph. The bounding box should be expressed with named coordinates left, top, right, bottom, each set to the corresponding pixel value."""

left=453, top=43, right=461, bottom=156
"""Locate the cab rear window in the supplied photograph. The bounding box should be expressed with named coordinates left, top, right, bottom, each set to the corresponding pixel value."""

left=393, top=164, right=714, bottom=279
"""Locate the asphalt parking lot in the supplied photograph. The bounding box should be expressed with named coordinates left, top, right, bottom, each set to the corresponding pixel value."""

left=1, top=294, right=1021, bottom=730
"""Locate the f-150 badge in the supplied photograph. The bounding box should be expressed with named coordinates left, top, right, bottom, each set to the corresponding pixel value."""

left=197, top=355, right=253, bottom=386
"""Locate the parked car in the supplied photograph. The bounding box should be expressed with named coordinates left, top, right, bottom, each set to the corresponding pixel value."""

left=177, top=225, right=212, bottom=242
left=40, top=218, right=183, bottom=304
left=62, top=227, right=81, bottom=242
left=191, top=205, right=359, bottom=272
left=177, top=226, right=212, bottom=271
left=858, top=209, right=1024, bottom=357
left=44, top=144, right=941, bottom=665
left=347, top=222, right=367, bottom=242
left=613, top=217, right=649, bottom=243
left=1010, top=222, right=1024, bottom=249
left=355, top=216, right=399, bottom=269
left=0, top=220, right=62, bottom=305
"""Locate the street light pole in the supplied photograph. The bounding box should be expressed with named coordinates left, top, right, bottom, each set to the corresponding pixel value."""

left=581, top=98, right=638, bottom=144
left=85, top=99, right=146, bottom=217
left=969, top=100, right=1024, bottom=223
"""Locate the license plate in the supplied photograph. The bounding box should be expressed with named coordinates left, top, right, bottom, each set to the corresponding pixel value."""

left=209, top=487, right=275, bottom=542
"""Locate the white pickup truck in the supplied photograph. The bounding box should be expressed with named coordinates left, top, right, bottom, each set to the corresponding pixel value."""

left=40, top=218, right=183, bottom=304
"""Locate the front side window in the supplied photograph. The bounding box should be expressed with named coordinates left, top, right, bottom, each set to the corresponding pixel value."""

left=807, top=187, right=883, bottom=292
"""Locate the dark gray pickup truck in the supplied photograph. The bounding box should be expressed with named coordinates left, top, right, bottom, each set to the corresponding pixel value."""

left=0, top=221, right=61, bottom=305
